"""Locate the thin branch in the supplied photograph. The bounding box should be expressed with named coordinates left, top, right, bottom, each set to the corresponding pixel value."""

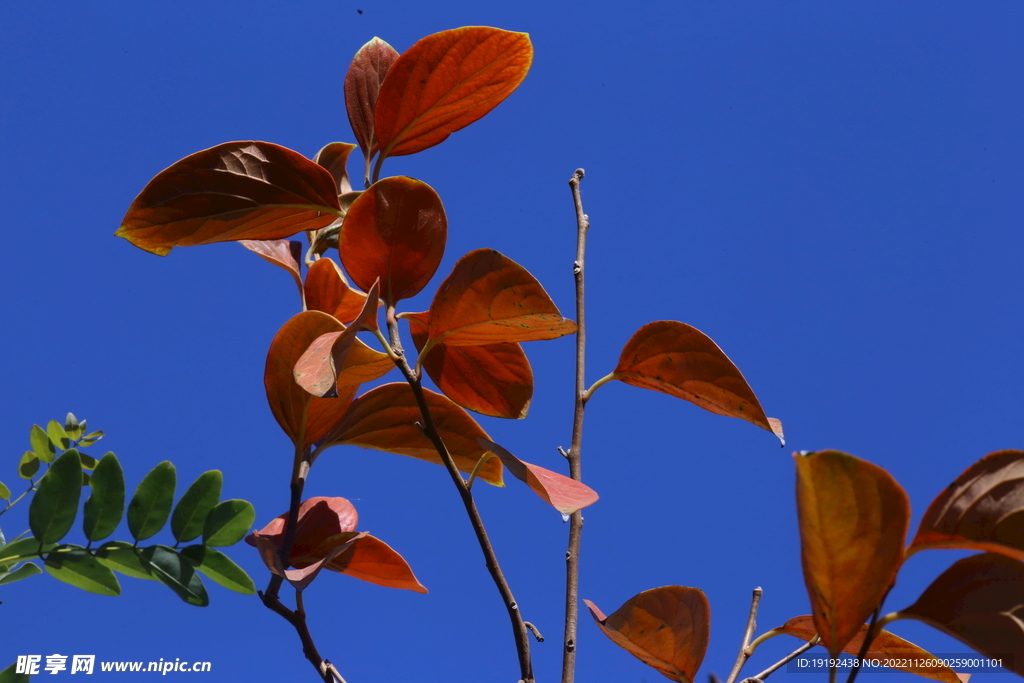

left=524, top=621, right=545, bottom=642
left=740, top=636, right=820, bottom=683
left=562, top=168, right=591, bottom=683
left=726, top=587, right=763, bottom=683
left=258, top=589, right=333, bottom=683
left=386, top=307, right=535, bottom=683
left=846, top=603, right=883, bottom=683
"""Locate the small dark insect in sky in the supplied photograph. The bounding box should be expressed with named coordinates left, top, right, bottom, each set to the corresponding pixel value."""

left=357, top=8, right=363, bottom=13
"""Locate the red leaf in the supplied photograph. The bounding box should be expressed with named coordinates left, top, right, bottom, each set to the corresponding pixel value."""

left=239, top=239, right=304, bottom=299
left=795, top=450, right=911, bottom=655
left=374, top=27, right=532, bottom=160
left=612, top=321, right=784, bottom=444
left=283, top=532, right=367, bottom=591
left=426, top=249, right=577, bottom=348
left=584, top=587, right=710, bottom=683
left=326, top=534, right=427, bottom=594
left=339, top=176, right=447, bottom=305
left=405, top=310, right=533, bottom=419
left=908, top=450, right=1024, bottom=562
left=321, top=383, right=504, bottom=485
left=345, top=37, right=400, bottom=162
left=478, top=438, right=598, bottom=514
left=304, top=257, right=376, bottom=325
left=313, top=141, right=358, bottom=196
left=117, top=141, right=341, bottom=255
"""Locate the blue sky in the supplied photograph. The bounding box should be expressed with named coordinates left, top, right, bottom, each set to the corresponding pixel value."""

left=1, top=1, right=1022, bottom=681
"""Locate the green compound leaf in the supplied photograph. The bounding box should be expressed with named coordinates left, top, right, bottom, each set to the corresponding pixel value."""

left=64, top=413, right=84, bottom=440
left=0, top=537, right=54, bottom=563
left=78, top=431, right=105, bottom=447
left=181, top=545, right=255, bottom=594
left=203, top=500, right=255, bottom=547
left=95, top=541, right=156, bottom=581
left=0, top=561, right=42, bottom=585
left=127, top=461, right=176, bottom=541
left=78, top=452, right=98, bottom=470
left=83, top=453, right=126, bottom=542
left=46, top=420, right=71, bottom=451
left=44, top=544, right=121, bottom=596
left=171, top=471, right=223, bottom=543
left=0, top=661, right=33, bottom=683
left=0, top=481, right=9, bottom=501
left=142, top=545, right=209, bottom=606
left=29, top=449, right=83, bottom=544
left=18, top=452, right=39, bottom=479
left=30, top=424, right=56, bottom=463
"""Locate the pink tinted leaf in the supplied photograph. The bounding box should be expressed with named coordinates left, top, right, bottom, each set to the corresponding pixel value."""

left=477, top=438, right=598, bottom=514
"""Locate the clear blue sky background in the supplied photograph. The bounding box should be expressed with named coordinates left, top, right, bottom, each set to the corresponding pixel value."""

left=2, top=2, right=1022, bottom=682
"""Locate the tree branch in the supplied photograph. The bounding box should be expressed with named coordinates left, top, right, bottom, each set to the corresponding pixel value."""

left=740, top=636, right=819, bottom=683
left=726, top=587, right=763, bottom=683
left=561, top=168, right=591, bottom=683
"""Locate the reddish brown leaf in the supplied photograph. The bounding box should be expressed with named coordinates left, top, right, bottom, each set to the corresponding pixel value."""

left=304, top=257, right=376, bottom=324
left=239, top=240, right=303, bottom=298
left=405, top=310, right=533, bottom=419
left=612, top=321, right=784, bottom=444
left=283, top=532, right=367, bottom=591
left=327, top=533, right=427, bottom=593
left=478, top=438, right=598, bottom=514
left=374, top=27, right=533, bottom=161
left=774, top=615, right=967, bottom=683
left=117, top=141, right=341, bottom=255
left=345, top=37, right=400, bottom=162
left=339, top=176, right=447, bottom=305
left=584, top=587, right=709, bottom=683
left=426, top=249, right=577, bottom=349
left=264, top=311, right=359, bottom=450
left=894, top=553, right=1024, bottom=676
left=313, top=142, right=358, bottom=196
left=795, top=450, right=911, bottom=655
left=908, top=450, right=1024, bottom=562
left=321, top=383, right=504, bottom=485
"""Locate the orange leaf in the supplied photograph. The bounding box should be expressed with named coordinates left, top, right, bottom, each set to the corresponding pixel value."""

left=406, top=310, right=533, bottom=419
left=795, top=450, right=911, bottom=655
left=339, top=176, right=447, bottom=305
left=321, top=383, right=504, bottom=485
left=908, top=450, right=1024, bottom=561
left=426, top=249, right=577, bottom=347
left=239, top=239, right=304, bottom=298
left=478, top=438, right=598, bottom=514
left=264, top=311, right=359, bottom=450
left=117, top=141, right=341, bottom=255
left=612, top=321, right=784, bottom=444
left=774, top=615, right=967, bottom=683
left=894, top=553, right=1024, bottom=676
left=374, top=27, right=532, bottom=160
left=345, top=37, right=400, bottom=162
left=584, top=587, right=709, bottom=683
left=327, top=534, right=427, bottom=593
left=304, top=257, right=376, bottom=325
left=313, top=141, right=358, bottom=196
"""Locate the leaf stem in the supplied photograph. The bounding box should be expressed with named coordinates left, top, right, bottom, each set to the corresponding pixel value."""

left=562, top=168, right=591, bottom=683
left=465, top=452, right=496, bottom=491
left=726, top=587, right=763, bottom=683
left=0, top=482, right=36, bottom=518
left=371, top=154, right=384, bottom=186
left=581, top=372, right=617, bottom=403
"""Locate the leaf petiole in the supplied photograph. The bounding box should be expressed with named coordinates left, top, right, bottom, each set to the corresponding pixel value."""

left=582, top=372, right=617, bottom=403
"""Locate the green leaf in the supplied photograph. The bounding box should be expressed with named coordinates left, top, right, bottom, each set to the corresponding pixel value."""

left=181, top=544, right=255, bottom=594
left=83, top=453, right=126, bottom=542
left=0, top=527, right=5, bottom=546
left=78, top=452, right=98, bottom=470
left=142, top=545, right=209, bottom=606
left=30, top=424, right=55, bottom=463
left=46, top=420, right=71, bottom=450
left=29, top=449, right=82, bottom=544
left=127, top=461, right=176, bottom=541
left=0, top=561, right=42, bottom=585
left=18, top=452, right=39, bottom=479
left=95, top=540, right=156, bottom=580
left=0, top=661, right=32, bottom=683
left=171, top=471, right=222, bottom=543
left=64, top=412, right=84, bottom=440
left=45, top=544, right=121, bottom=595
left=0, top=537, right=53, bottom=563
left=202, top=500, right=255, bottom=547
left=0, top=481, right=10, bottom=501
left=78, top=431, right=105, bottom=447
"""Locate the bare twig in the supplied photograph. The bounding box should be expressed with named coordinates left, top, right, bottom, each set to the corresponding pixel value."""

left=726, top=587, right=764, bottom=683
left=257, top=588, right=333, bottom=683
left=740, top=636, right=820, bottom=683
left=386, top=306, right=535, bottom=683
left=846, top=603, right=884, bottom=683
left=561, top=168, right=591, bottom=683
left=524, top=621, right=545, bottom=642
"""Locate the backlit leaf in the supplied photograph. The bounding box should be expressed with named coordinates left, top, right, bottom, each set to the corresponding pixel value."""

left=127, top=461, right=176, bottom=542
left=795, top=450, right=910, bottom=655
left=64, top=412, right=83, bottom=440
left=426, top=248, right=576, bottom=348
left=0, top=561, right=42, bottom=586
left=29, top=449, right=83, bottom=544
left=908, top=450, right=1024, bottom=561
left=345, top=37, right=400, bottom=162
left=45, top=545, right=121, bottom=596
left=478, top=438, right=598, bottom=514
left=240, top=239, right=303, bottom=297
left=264, top=311, right=361, bottom=450
left=203, top=499, right=255, bottom=547
left=612, top=321, right=784, bottom=444
left=893, top=553, right=1024, bottom=676
left=0, top=538, right=54, bottom=564
left=142, top=545, right=209, bottom=606
left=339, top=176, right=447, bottom=305
left=82, top=452, right=126, bottom=542
left=46, top=420, right=70, bottom=451
left=406, top=310, right=532, bottom=419
left=171, top=471, right=223, bottom=543
left=327, top=534, right=427, bottom=593
left=117, top=141, right=342, bottom=256
left=30, top=424, right=55, bottom=463
left=304, top=257, right=377, bottom=325
left=18, top=451, right=39, bottom=479
left=313, top=141, right=358, bottom=196
left=584, top=586, right=710, bottom=683
left=0, top=481, right=9, bottom=501
left=774, top=615, right=966, bottom=683
left=374, top=27, right=532, bottom=160
left=95, top=541, right=156, bottom=580
left=321, top=383, right=504, bottom=485
left=180, top=545, right=255, bottom=595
